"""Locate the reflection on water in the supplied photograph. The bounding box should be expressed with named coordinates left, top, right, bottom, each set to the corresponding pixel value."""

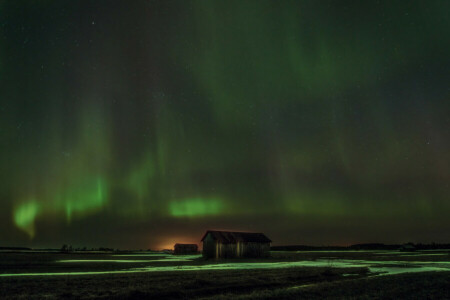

left=58, top=259, right=159, bottom=263
left=112, top=253, right=168, bottom=257
left=57, top=257, right=196, bottom=263
left=1, top=252, right=449, bottom=277
left=397, top=253, right=448, bottom=257
left=0, top=270, right=138, bottom=277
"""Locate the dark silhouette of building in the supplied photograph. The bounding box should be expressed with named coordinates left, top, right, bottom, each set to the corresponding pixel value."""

left=201, top=230, right=271, bottom=259
left=173, top=243, right=198, bottom=255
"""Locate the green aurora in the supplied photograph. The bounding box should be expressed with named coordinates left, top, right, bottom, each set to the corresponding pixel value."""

left=0, top=1, right=449, bottom=249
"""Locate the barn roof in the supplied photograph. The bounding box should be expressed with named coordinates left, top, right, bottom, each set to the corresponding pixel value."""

left=201, top=230, right=271, bottom=243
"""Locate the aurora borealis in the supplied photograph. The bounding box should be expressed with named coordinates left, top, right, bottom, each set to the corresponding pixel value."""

left=0, top=1, right=449, bottom=250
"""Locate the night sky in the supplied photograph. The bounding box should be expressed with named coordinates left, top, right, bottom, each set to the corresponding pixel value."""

left=1, top=1, right=449, bottom=250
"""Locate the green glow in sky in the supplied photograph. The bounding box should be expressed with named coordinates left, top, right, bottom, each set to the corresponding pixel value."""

left=170, top=198, right=223, bottom=217
left=1, top=1, right=449, bottom=247
left=13, top=178, right=107, bottom=237
left=126, top=156, right=154, bottom=201
left=64, top=177, right=107, bottom=222
left=11, top=102, right=111, bottom=237
left=13, top=200, right=40, bottom=238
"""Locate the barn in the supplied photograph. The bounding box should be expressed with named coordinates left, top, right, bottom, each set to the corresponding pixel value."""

left=173, top=243, right=198, bottom=255
left=201, top=230, right=271, bottom=259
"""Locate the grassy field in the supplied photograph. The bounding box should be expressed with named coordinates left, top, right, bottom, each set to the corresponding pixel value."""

left=216, top=272, right=450, bottom=299
left=0, top=250, right=449, bottom=299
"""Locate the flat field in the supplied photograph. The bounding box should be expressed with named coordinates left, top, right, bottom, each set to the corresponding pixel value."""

left=0, top=250, right=449, bottom=299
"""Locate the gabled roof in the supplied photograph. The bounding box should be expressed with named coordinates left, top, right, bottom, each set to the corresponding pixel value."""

left=201, top=230, right=271, bottom=243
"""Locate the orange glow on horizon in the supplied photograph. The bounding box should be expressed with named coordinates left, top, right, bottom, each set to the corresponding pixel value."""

left=154, top=237, right=201, bottom=251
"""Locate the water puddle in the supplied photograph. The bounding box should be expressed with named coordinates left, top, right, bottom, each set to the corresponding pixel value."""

left=112, top=253, right=168, bottom=257
left=1, top=255, right=449, bottom=277
left=57, top=257, right=197, bottom=263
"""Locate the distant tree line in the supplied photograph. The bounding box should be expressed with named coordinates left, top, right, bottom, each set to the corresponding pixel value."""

left=271, top=243, right=450, bottom=251
left=0, top=246, right=32, bottom=250
left=1, top=246, right=157, bottom=252
left=60, top=244, right=116, bottom=252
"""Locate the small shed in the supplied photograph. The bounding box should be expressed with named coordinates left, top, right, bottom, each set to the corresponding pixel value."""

left=201, top=230, right=271, bottom=259
left=174, top=243, right=198, bottom=255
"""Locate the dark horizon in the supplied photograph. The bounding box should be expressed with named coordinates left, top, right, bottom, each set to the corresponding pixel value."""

left=3, top=240, right=450, bottom=252
left=3, top=221, right=449, bottom=251
left=1, top=1, right=449, bottom=250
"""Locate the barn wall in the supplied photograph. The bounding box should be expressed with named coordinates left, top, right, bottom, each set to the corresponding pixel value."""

left=202, top=234, right=271, bottom=259
left=242, top=242, right=270, bottom=258
left=218, top=242, right=270, bottom=258
left=222, top=243, right=237, bottom=258
left=202, top=234, right=216, bottom=258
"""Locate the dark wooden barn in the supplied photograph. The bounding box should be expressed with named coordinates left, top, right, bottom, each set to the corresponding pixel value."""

left=173, top=243, right=198, bottom=255
left=201, top=230, right=271, bottom=259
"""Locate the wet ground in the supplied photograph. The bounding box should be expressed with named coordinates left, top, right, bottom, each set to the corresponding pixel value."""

left=0, top=249, right=448, bottom=277
left=0, top=250, right=449, bottom=299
